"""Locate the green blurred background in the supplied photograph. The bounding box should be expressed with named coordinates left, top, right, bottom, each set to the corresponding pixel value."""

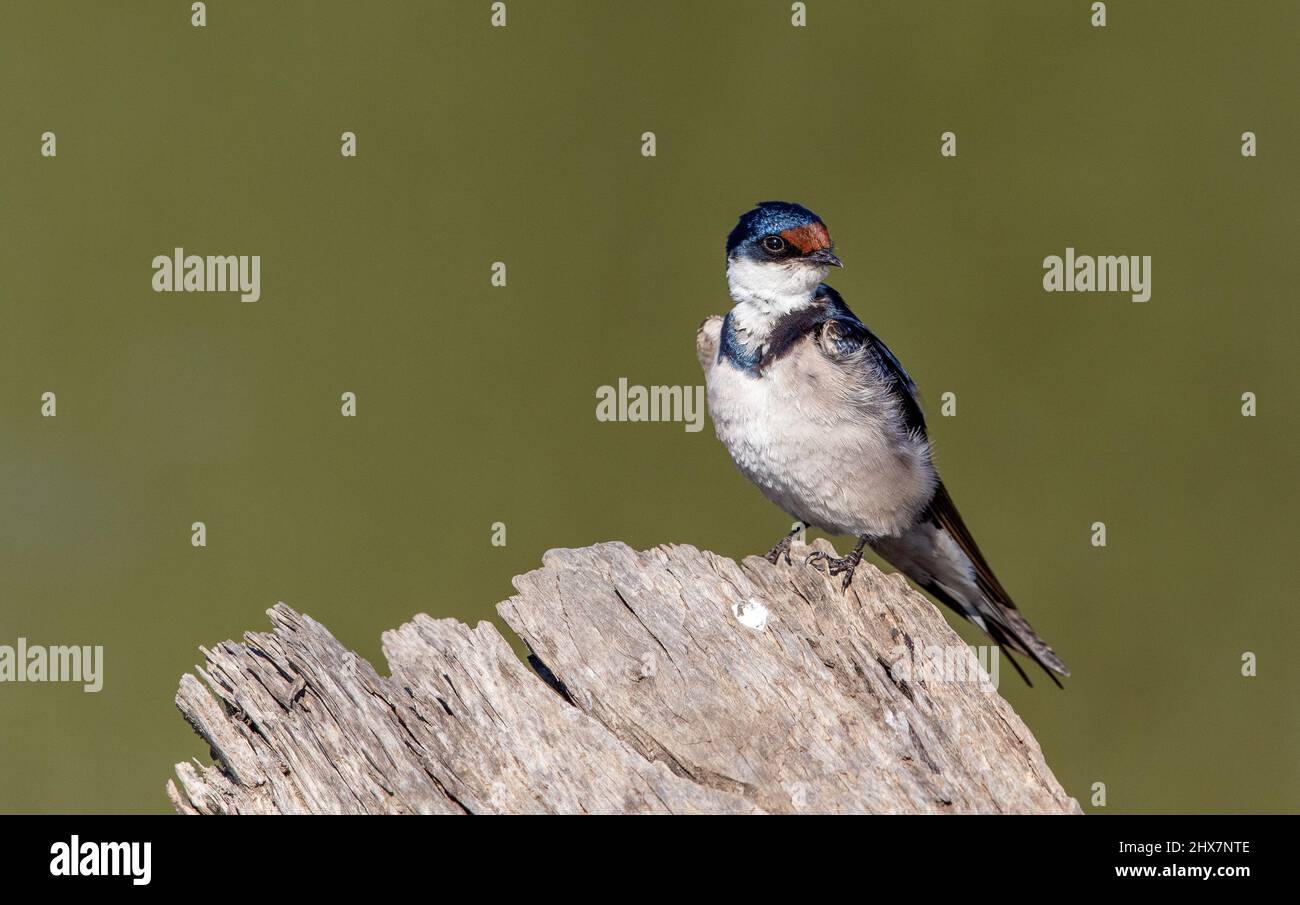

left=1, top=1, right=1296, bottom=813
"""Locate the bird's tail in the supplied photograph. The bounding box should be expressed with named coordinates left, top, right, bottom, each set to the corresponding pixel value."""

left=968, top=598, right=1068, bottom=689
left=869, top=483, right=1069, bottom=686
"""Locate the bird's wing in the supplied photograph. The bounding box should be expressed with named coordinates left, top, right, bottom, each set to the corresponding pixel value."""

left=814, top=286, right=1069, bottom=683
left=924, top=482, right=1070, bottom=680
left=813, top=285, right=928, bottom=440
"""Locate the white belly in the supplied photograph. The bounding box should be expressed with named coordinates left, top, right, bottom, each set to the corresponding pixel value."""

left=705, top=344, right=936, bottom=538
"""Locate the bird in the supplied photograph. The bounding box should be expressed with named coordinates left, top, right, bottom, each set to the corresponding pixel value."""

left=697, top=201, right=1068, bottom=685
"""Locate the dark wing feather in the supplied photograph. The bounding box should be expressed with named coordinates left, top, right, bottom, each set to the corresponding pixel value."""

left=911, top=572, right=1040, bottom=687
left=927, top=482, right=1070, bottom=680
left=928, top=482, right=1014, bottom=606
left=815, top=285, right=928, bottom=439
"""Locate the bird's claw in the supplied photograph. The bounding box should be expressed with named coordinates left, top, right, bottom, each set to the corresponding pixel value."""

left=764, top=535, right=795, bottom=565
left=805, top=549, right=862, bottom=590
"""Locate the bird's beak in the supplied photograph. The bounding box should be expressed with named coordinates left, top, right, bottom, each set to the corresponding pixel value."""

left=806, top=248, right=843, bottom=268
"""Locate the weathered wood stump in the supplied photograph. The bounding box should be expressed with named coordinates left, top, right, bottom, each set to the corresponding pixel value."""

left=167, top=540, right=1080, bottom=814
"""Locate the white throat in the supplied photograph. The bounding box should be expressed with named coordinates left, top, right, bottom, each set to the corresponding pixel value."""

left=726, top=256, right=828, bottom=347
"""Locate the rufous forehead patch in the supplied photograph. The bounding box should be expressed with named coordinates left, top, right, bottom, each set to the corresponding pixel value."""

left=779, top=222, right=831, bottom=253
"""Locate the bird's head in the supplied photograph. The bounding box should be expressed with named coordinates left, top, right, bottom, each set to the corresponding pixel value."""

left=725, top=201, right=841, bottom=308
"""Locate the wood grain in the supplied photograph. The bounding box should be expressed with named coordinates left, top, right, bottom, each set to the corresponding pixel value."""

left=168, top=540, right=1080, bottom=815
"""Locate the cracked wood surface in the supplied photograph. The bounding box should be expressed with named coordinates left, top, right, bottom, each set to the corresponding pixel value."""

left=167, top=540, right=1080, bottom=815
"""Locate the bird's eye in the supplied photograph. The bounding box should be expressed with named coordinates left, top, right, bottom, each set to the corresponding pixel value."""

left=761, top=235, right=786, bottom=253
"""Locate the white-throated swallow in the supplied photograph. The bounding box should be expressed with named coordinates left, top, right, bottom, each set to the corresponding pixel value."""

left=697, top=201, right=1068, bottom=685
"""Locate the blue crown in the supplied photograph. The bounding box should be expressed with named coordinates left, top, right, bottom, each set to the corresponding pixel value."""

left=726, top=201, right=824, bottom=255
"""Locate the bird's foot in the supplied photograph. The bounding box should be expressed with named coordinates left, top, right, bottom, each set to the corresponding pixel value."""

left=805, top=548, right=863, bottom=590
left=764, top=534, right=796, bottom=565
